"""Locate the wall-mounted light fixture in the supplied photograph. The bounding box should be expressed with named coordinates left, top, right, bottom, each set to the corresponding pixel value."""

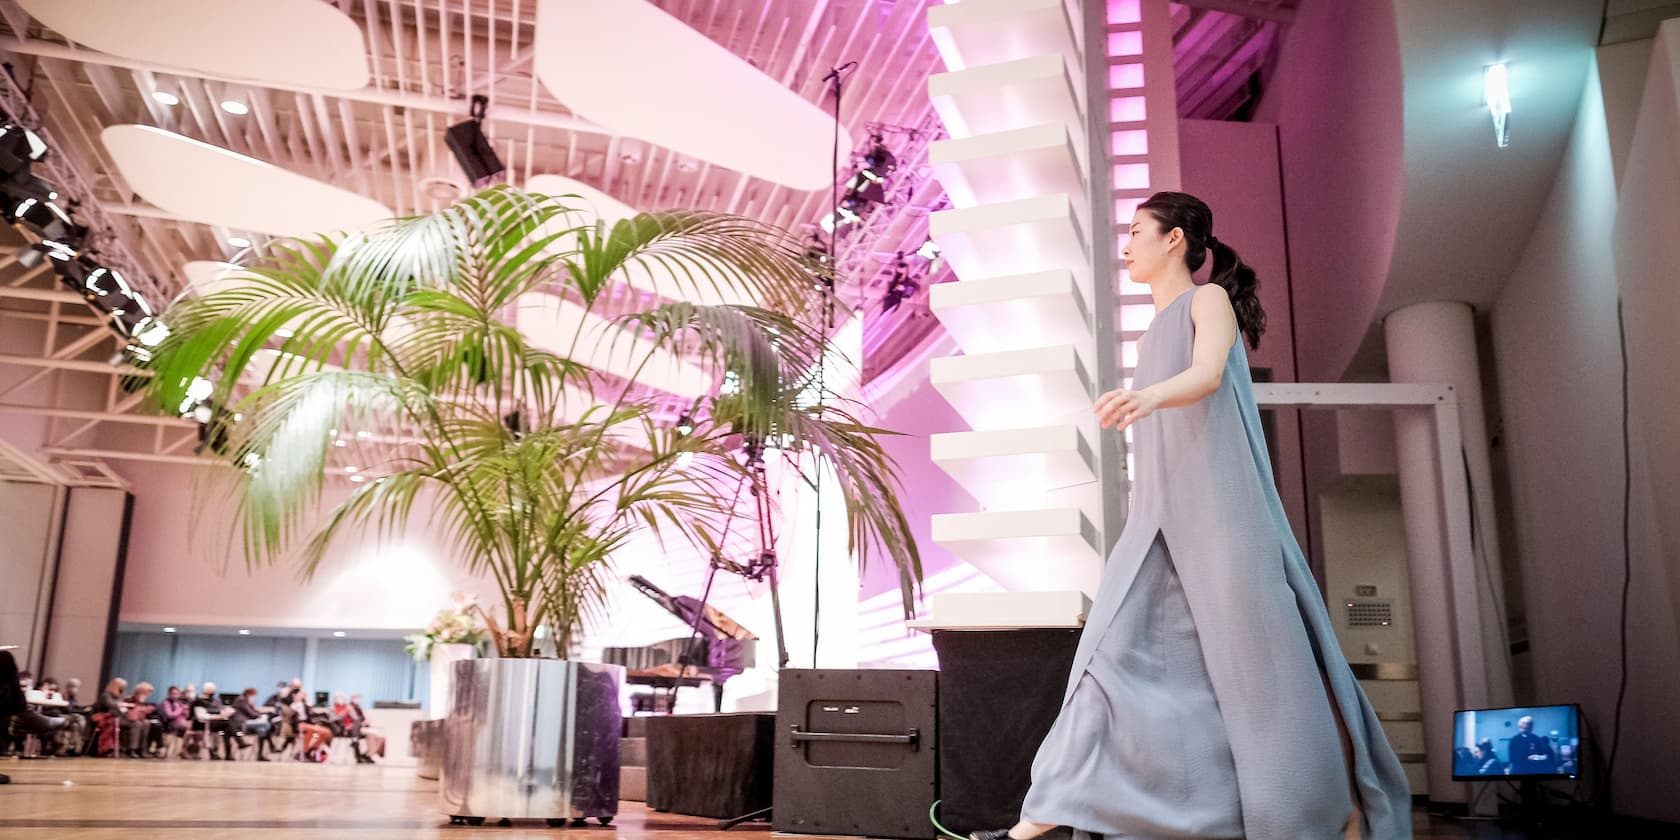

left=1484, top=63, right=1511, bottom=148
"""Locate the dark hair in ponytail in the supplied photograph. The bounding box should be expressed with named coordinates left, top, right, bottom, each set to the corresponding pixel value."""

left=1137, top=191, right=1266, bottom=350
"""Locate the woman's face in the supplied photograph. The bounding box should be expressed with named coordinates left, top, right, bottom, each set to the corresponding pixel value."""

left=167, top=688, right=179, bottom=700
left=1122, top=209, right=1182, bottom=286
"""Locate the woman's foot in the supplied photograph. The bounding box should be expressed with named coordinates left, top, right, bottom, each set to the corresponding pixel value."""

left=970, top=821, right=1056, bottom=840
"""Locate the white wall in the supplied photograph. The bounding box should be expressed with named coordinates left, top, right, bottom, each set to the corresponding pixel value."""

left=116, top=462, right=502, bottom=630
left=1490, top=47, right=1680, bottom=823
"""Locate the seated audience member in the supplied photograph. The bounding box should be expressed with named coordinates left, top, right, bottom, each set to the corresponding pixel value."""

left=350, top=693, right=385, bottom=762
left=1, top=651, right=26, bottom=780
left=1558, top=743, right=1578, bottom=776
left=16, top=671, right=32, bottom=693
left=289, top=686, right=332, bottom=761
left=24, top=677, right=76, bottom=756
left=158, top=686, right=191, bottom=737
left=122, top=682, right=158, bottom=758
left=263, top=680, right=289, bottom=708
left=230, top=687, right=272, bottom=761
left=331, top=693, right=372, bottom=764
left=193, top=682, right=237, bottom=760
left=91, top=678, right=129, bottom=756
left=60, top=675, right=92, bottom=756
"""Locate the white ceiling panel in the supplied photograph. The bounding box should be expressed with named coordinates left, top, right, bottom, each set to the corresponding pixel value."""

left=16, top=0, right=371, bottom=90
left=102, top=125, right=393, bottom=238
left=524, top=173, right=756, bottom=307
left=533, top=0, right=843, bottom=191
left=516, top=292, right=712, bottom=398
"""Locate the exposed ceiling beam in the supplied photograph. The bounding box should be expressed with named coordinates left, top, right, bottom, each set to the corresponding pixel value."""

left=0, top=286, right=82, bottom=303
left=0, top=35, right=614, bottom=138
left=0, top=353, right=147, bottom=376
left=0, top=404, right=191, bottom=426
left=1177, top=0, right=1295, bottom=24
left=41, top=447, right=210, bottom=466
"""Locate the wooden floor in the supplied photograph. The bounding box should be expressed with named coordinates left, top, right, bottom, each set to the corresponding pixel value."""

left=0, top=756, right=1662, bottom=839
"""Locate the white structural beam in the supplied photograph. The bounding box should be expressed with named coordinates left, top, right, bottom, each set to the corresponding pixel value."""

left=932, top=507, right=1103, bottom=595
left=928, top=0, right=1083, bottom=72
left=931, top=424, right=1097, bottom=509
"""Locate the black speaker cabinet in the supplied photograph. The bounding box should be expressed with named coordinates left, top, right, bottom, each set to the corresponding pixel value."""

left=773, top=669, right=937, bottom=838
left=932, top=629, right=1081, bottom=835
left=646, top=713, right=775, bottom=819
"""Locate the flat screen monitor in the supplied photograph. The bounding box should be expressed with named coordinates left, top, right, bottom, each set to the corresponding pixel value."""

left=1452, top=704, right=1580, bottom=780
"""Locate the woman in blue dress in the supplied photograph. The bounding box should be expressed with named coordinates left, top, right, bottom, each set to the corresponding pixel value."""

left=972, top=193, right=1412, bottom=840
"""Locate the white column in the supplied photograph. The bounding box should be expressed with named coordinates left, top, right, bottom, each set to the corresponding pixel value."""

left=1384, top=301, right=1513, bottom=804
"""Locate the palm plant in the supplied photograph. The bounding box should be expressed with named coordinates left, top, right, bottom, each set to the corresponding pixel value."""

left=139, top=187, right=920, bottom=658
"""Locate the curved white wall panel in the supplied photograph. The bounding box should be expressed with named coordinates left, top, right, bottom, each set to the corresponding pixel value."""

left=17, top=0, right=370, bottom=90
left=103, top=125, right=392, bottom=237
left=524, top=174, right=758, bottom=307
left=533, top=0, right=839, bottom=191
left=516, top=293, right=711, bottom=398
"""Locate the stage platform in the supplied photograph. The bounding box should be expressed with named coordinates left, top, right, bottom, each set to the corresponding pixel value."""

left=0, top=756, right=1666, bottom=839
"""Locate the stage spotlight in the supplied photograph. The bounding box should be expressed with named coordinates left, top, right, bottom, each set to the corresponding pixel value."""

left=880, top=253, right=919, bottom=314
left=0, top=123, right=48, bottom=175
left=10, top=196, right=79, bottom=241
left=819, top=202, right=861, bottom=233
left=445, top=94, right=506, bottom=186
left=915, top=239, right=940, bottom=260
left=861, top=134, right=897, bottom=182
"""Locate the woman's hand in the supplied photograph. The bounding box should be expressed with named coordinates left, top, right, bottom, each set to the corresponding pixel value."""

left=1095, top=386, right=1163, bottom=431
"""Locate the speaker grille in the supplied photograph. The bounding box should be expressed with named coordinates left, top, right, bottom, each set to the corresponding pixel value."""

left=1345, top=599, right=1394, bottom=628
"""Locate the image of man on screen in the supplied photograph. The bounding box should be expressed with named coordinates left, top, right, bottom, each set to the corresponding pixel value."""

left=1507, top=715, right=1556, bottom=774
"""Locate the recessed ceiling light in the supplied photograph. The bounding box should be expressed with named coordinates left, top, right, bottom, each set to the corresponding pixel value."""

left=275, top=328, right=295, bottom=338
left=349, top=474, right=366, bottom=483
left=220, top=99, right=250, bottom=116
left=237, top=629, right=251, bottom=635
left=163, top=626, right=177, bottom=633
left=151, top=90, right=180, bottom=107
left=227, top=235, right=251, bottom=248
left=332, top=631, right=346, bottom=637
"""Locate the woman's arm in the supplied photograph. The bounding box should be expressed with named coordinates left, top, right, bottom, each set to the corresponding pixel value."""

left=1096, top=284, right=1238, bottom=430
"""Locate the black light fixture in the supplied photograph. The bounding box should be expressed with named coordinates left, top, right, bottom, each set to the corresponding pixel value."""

left=881, top=253, right=920, bottom=314
left=861, top=134, right=896, bottom=182
left=445, top=94, right=506, bottom=186
left=675, top=412, right=695, bottom=436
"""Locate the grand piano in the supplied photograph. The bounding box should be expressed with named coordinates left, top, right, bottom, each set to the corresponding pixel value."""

left=602, top=575, right=757, bottom=712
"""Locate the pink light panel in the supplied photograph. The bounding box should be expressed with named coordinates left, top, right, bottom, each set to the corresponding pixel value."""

left=1108, top=0, right=1142, bottom=25
left=1108, top=30, right=1144, bottom=56
left=1108, top=63, right=1145, bottom=90
left=1112, top=129, right=1148, bottom=156
left=1110, top=95, right=1146, bottom=123
left=1113, top=162, right=1150, bottom=190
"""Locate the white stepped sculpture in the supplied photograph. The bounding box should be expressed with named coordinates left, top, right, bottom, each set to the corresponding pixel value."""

left=917, top=0, right=1180, bottom=630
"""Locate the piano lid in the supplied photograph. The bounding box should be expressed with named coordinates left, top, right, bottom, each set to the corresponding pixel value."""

left=627, top=575, right=758, bottom=641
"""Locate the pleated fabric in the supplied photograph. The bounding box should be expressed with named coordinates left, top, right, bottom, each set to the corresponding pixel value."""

left=1019, top=288, right=1412, bottom=840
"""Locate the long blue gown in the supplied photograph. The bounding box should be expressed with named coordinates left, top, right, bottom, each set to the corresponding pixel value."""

left=1019, top=288, right=1413, bottom=839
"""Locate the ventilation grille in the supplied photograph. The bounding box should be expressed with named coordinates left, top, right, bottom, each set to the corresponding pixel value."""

left=1345, top=599, right=1394, bottom=628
